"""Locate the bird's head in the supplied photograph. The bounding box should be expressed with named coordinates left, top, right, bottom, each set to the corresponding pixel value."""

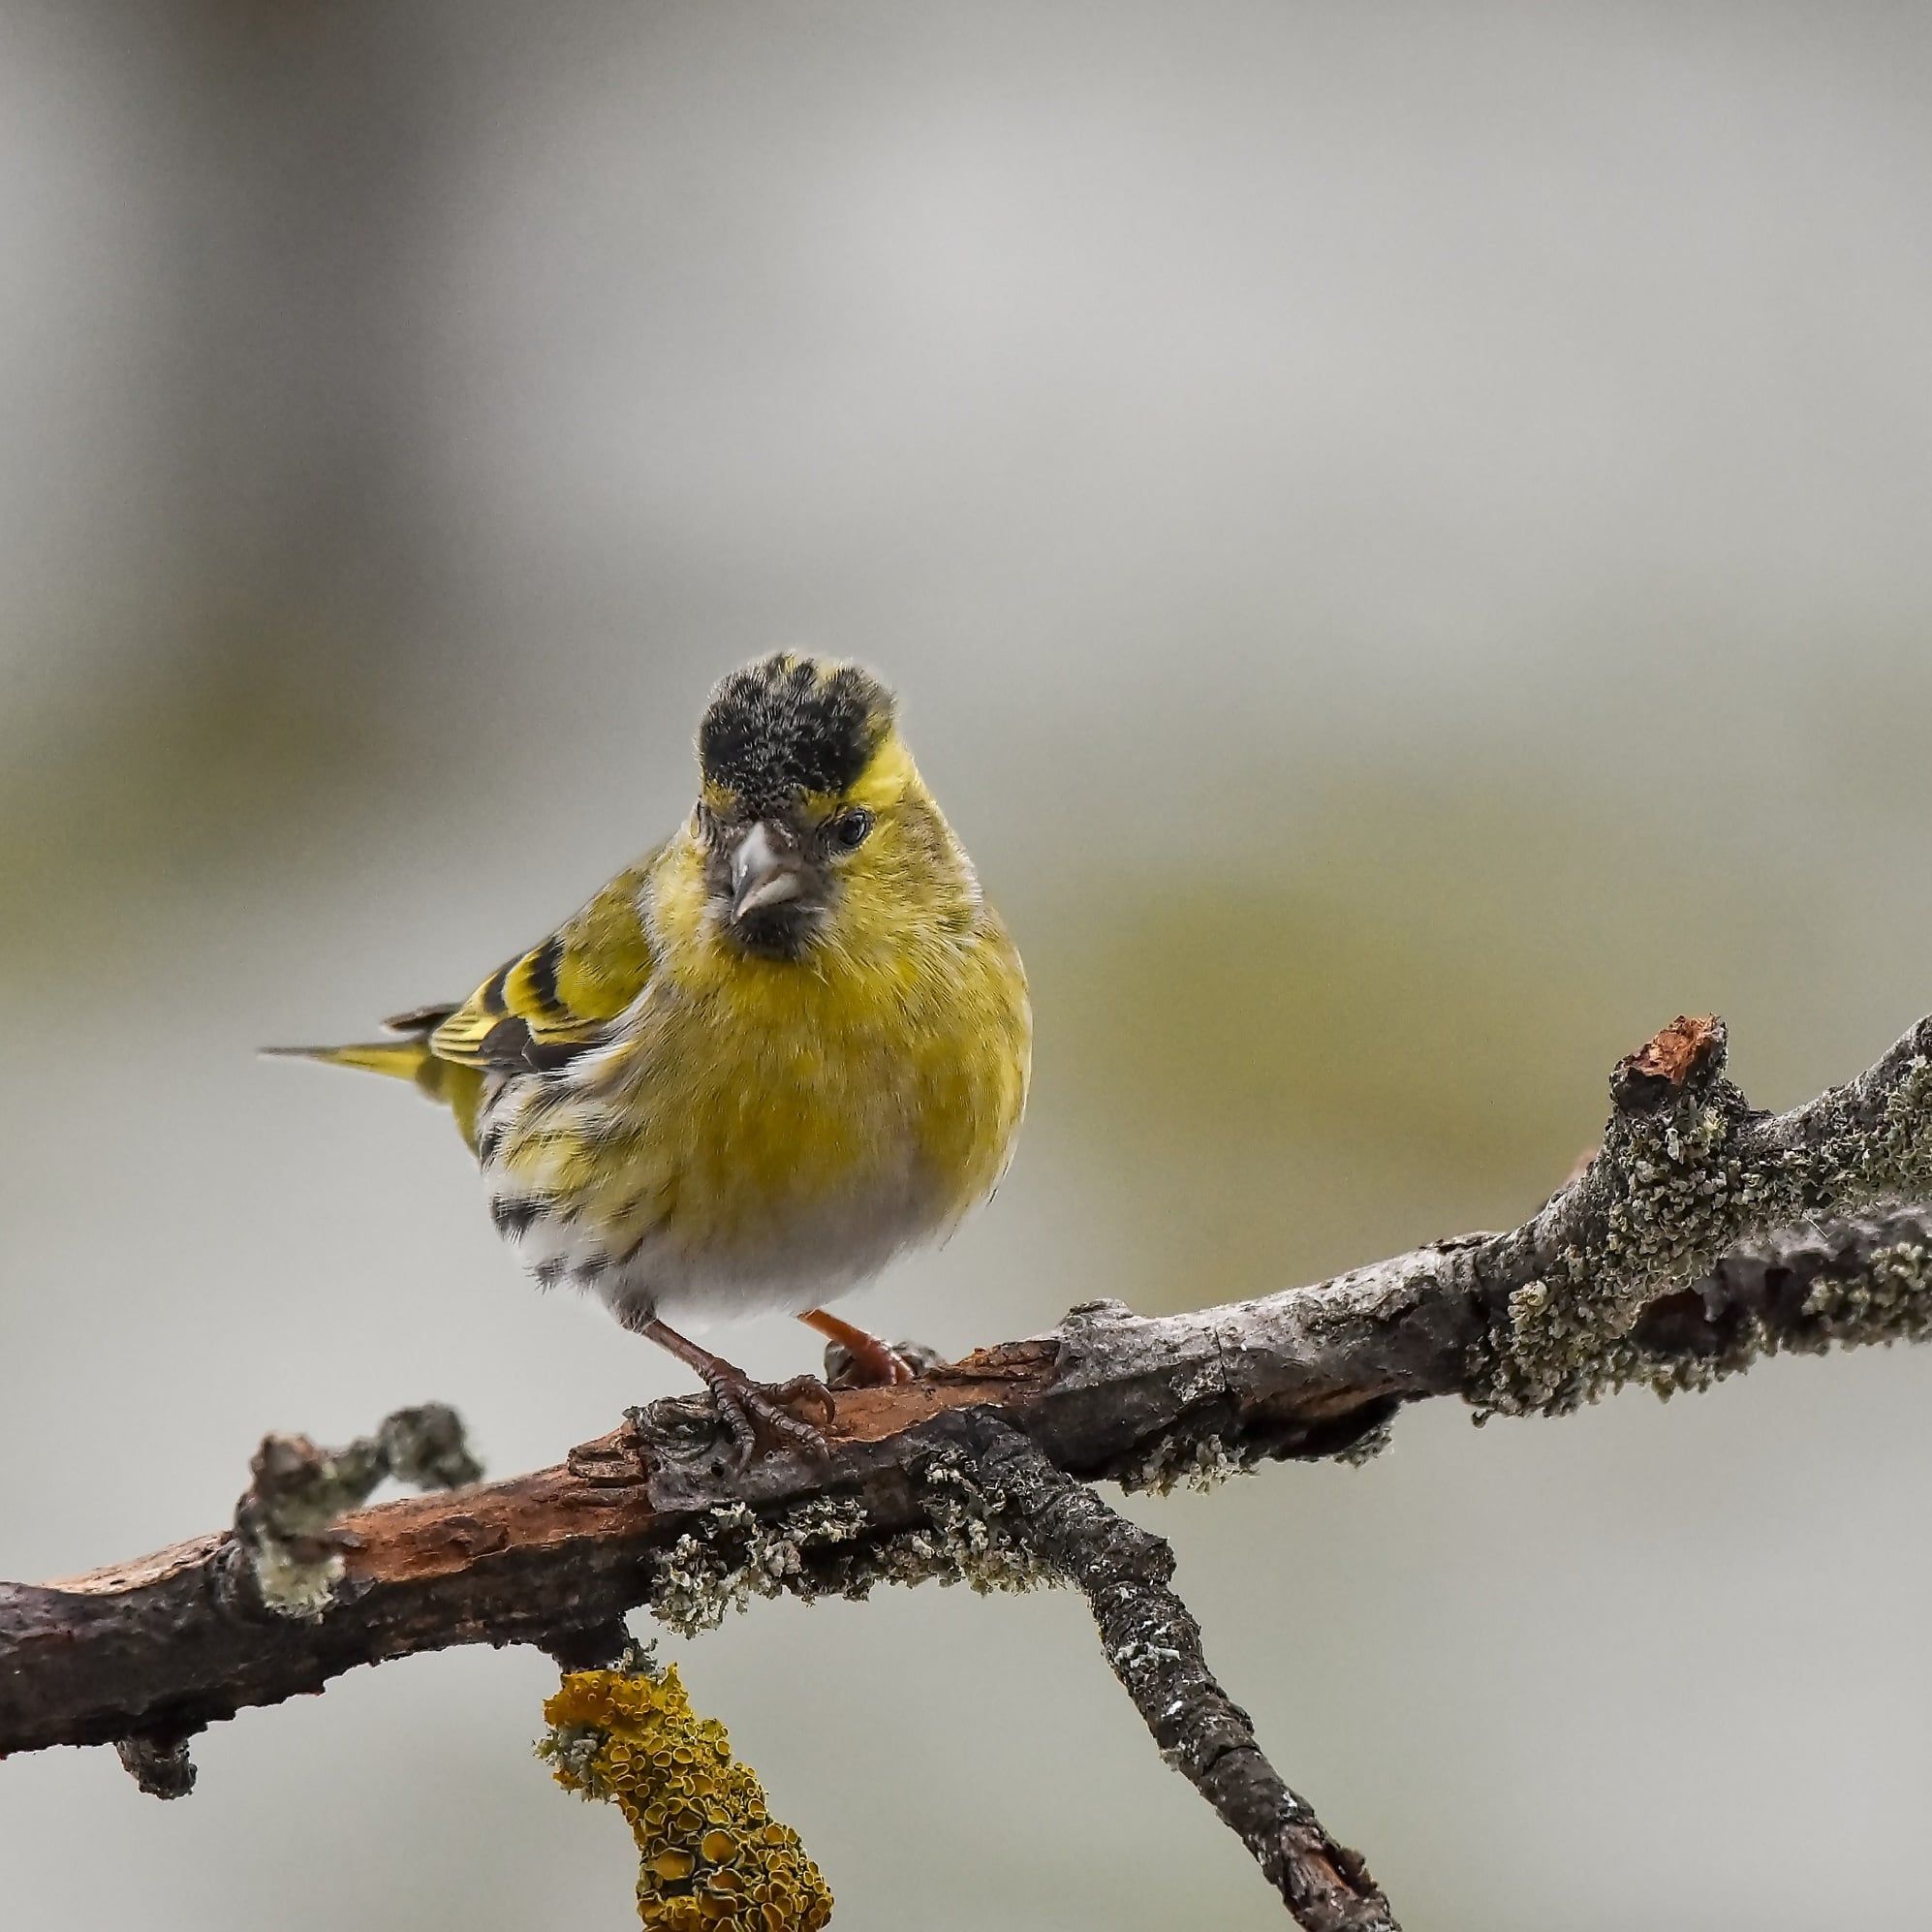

left=678, top=652, right=976, bottom=965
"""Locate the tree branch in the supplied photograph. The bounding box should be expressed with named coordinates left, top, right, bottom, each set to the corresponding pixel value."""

left=7, top=1011, right=1932, bottom=1927
left=974, top=1422, right=1394, bottom=1931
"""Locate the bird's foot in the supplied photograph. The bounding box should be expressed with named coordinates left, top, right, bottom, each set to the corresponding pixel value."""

left=702, top=1367, right=837, bottom=1469
left=823, top=1336, right=946, bottom=1390
left=801, top=1308, right=943, bottom=1389
left=622, top=1315, right=839, bottom=1470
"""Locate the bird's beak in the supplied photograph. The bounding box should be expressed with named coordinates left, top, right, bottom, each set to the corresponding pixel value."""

left=731, top=820, right=808, bottom=919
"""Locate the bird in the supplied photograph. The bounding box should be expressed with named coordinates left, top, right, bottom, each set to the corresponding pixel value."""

left=273, top=652, right=1031, bottom=1462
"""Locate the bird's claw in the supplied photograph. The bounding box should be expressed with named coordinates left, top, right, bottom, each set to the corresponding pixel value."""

left=704, top=1370, right=837, bottom=1468
left=776, top=1372, right=840, bottom=1424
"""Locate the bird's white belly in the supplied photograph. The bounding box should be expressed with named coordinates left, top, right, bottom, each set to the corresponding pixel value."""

left=605, top=1167, right=949, bottom=1329
left=484, top=1104, right=953, bottom=1331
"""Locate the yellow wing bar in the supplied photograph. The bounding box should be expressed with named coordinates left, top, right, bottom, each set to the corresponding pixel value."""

left=429, top=855, right=660, bottom=1072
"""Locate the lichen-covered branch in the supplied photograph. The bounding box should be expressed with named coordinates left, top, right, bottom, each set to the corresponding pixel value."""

left=1466, top=1013, right=1932, bottom=1412
left=84, top=1405, right=485, bottom=1793
left=539, top=1650, right=834, bottom=1928
left=233, top=1402, right=483, bottom=1618
left=972, top=1423, right=1395, bottom=1931
left=7, top=1013, right=1932, bottom=1922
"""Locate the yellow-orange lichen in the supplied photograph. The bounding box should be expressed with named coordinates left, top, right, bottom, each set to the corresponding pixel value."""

left=540, top=1663, right=833, bottom=1930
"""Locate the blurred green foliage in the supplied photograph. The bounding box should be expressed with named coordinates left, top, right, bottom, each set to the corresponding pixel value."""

left=1038, top=778, right=1813, bottom=1304
left=0, top=625, right=411, bottom=991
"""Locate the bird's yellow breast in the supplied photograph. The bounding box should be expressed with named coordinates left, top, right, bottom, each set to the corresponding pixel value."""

left=491, top=901, right=1029, bottom=1294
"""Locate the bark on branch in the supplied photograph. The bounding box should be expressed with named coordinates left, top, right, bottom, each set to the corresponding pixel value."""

left=975, top=1422, right=1395, bottom=1931
left=8, top=1011, right=1932, bottom=1928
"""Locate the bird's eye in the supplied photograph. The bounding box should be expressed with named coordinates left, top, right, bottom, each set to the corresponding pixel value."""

left=828, top=808, right=873, bottom=851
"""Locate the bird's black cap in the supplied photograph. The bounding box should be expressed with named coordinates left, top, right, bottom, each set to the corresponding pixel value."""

left=698, top=654, right=896, bottom=814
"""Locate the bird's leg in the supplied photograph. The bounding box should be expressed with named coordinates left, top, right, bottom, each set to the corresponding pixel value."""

left=627, top=1312, right=836, bottom=1467
left=800, top=1308, right=921, bottom=1387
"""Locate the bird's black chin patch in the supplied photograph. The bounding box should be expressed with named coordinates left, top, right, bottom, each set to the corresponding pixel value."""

left=728, top=903, right=820, bottom=961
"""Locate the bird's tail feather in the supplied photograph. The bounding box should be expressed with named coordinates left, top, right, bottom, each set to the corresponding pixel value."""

left=263, top=1039, right=485, bottom=1149
left=264, top=1040, right=432, bottom=1082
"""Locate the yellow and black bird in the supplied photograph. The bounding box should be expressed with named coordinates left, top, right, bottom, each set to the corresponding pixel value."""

left=275, top=654, right=1030, bottom=1460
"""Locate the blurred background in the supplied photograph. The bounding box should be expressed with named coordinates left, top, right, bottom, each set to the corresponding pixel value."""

left=6, top=2, right=1932, bottom=1925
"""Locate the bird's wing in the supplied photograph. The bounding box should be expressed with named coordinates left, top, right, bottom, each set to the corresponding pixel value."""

left=428, top=851, right=662, bottom=1072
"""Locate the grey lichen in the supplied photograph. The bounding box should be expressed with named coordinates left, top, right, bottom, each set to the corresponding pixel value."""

left=1473, top=1088, right=1755, bottom=1417
left=874, top=1451, right=1055, bottom=1595
left=234, top=1402, right=483, bottom=1618
left=652, top=1498, right=870, bottom=1636
left=1113, top=1430, right=1261, bottom=1496
left=1478, top=1217, right=1932, bottom=1427
left=1625, top=1235, right=1932, bottom=1394
left=1813, top=1055, right=1932, bottom=1207
left=648, top=1452, right=1055, bottom=1636
left=1472, top=1049, right=1932, bottom=1419
left=539, top=1713, right=610, bottom=1797
left=1797, top=1239, right=1932, bottom=1348
left=246, top=1526, right=346, bottom=1620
